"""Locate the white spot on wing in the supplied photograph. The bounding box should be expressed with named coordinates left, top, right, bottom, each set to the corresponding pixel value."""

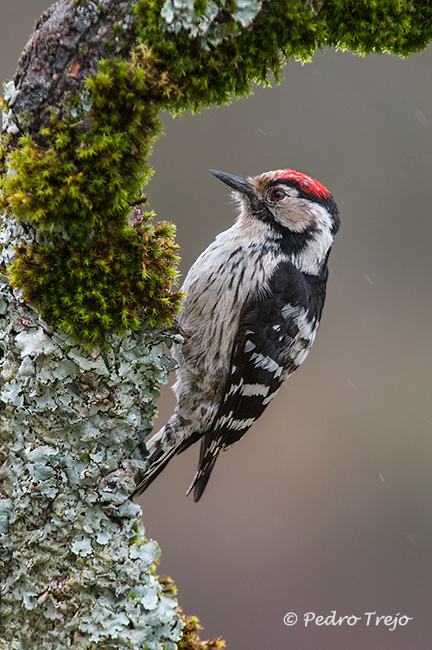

left=262, top=388, right=280, bottom=405
left=244, top=340, right=256, bottom=353
left=295, top=347, right=311, bottom=365
left=226, top=378, right=244, bottom=396
left=281, top=306, right=318, bottom=355
left=250, top=352, right=283, bottom=376
left=242, top=383, right=269, bottom=397
left=228, top=417, right=255, bottom=430
left=218, top=412, right=255, bottom=430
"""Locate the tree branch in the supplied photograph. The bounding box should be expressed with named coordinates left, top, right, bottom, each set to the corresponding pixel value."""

left=1, top=0, right=431, bottom=647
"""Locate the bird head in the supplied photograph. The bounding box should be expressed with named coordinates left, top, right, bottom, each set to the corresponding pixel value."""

left=210, top=168, right=340, bottom=276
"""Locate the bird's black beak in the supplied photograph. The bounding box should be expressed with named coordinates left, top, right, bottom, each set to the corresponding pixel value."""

left=210, top=170, right=253, bottom=196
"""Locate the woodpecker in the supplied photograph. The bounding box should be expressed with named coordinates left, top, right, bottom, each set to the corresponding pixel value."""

left=134, top=168, right=340, bottom=501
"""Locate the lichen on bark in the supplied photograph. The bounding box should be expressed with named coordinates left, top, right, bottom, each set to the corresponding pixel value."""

left=1, top=0, right=432, bottom=648
left=0, top=264, right=183, bottom=647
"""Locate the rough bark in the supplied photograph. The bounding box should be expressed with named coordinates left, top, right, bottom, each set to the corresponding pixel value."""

left=1, top=0, right=431, bottom=648
left=6, top=0, right=135, bottom=144
left=1, top=2, right=184, bottom=648
left=0, top=274, right=182, bottom=648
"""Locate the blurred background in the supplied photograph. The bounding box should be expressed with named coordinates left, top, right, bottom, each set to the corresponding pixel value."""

left=2, top=3, right=432, bottom=649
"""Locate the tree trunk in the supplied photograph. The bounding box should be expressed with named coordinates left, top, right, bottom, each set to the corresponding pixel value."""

left=1, top=0, right=430, bottom=647
left=0, top=1, right=184, bottom=647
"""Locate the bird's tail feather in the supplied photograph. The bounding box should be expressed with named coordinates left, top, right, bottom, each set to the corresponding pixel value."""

left=186, top=432, right=219, bottom=502
left=134, top=424, right=220, bottom=501
left=187, top=456, right=217, bottom=502
left=133, top=438, right=179, bottom=497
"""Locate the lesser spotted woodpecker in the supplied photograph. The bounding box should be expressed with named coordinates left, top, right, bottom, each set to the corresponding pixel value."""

left=134, top=169, right=340, bottom=501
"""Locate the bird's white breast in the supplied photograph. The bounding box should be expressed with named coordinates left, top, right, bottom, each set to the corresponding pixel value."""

left=175, top=221, right=287, bottom=387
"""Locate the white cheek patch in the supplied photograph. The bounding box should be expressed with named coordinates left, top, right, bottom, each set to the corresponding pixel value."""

left=289, top=203, right=334, bottom=275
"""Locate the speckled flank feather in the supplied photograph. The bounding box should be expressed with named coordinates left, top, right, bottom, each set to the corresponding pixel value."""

left=134, top=168, right=339, bottom=501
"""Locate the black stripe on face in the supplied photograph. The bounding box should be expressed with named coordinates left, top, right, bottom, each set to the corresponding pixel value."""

left=267, top=178, right=340, bottom=233
left=249, top=198, right=317, bottom=257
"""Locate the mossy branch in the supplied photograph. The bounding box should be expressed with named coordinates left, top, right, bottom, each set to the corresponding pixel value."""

left=2, top=0, right=432, bottom=344
left=1, top=1, right=432, bottom=649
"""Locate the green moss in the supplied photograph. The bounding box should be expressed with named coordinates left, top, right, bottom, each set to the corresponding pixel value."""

left=177, top=614, right=225, bottom=650
left=9, top=216, right=181, bottom=344
left=193, top=0, right=207, bottom=17
left=2, top=45, right=182, bottom=346
left=132, top=0, right=432, bottom=116
left=134, top=0, right=328, bottom=111
left=2, top=50, right=180, bottom=227
left=2, top=0, right=432, bottom=346
left=323, top=0, right=432, bottom=55
left=159, top=575, right=178, bottom=596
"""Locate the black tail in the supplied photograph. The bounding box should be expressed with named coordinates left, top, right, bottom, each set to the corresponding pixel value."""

left=134, top=427, right=220, bottom=501
left=133, top=442, right=179, bottom=497
left=186, top=433, right=219, bottom=502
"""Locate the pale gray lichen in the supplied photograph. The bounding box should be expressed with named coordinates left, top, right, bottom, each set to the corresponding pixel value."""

left=234, top=0, right=263, bottom=27
left=0, top=212, right=37, bottom=267
left=0, top=243, right=183, bottom=648
left=2, top=80, right=20, bottom=136
left=3, top=81, right=19, bottom=107
left=160, top=0, right=262, bottom=46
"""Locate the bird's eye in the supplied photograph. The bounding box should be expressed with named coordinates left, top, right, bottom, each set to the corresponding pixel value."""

left=269, top=188, right=286, bottom=201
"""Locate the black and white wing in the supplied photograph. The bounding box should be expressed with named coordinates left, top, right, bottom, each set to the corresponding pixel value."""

left=189, top=261, right=326, bottom=501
